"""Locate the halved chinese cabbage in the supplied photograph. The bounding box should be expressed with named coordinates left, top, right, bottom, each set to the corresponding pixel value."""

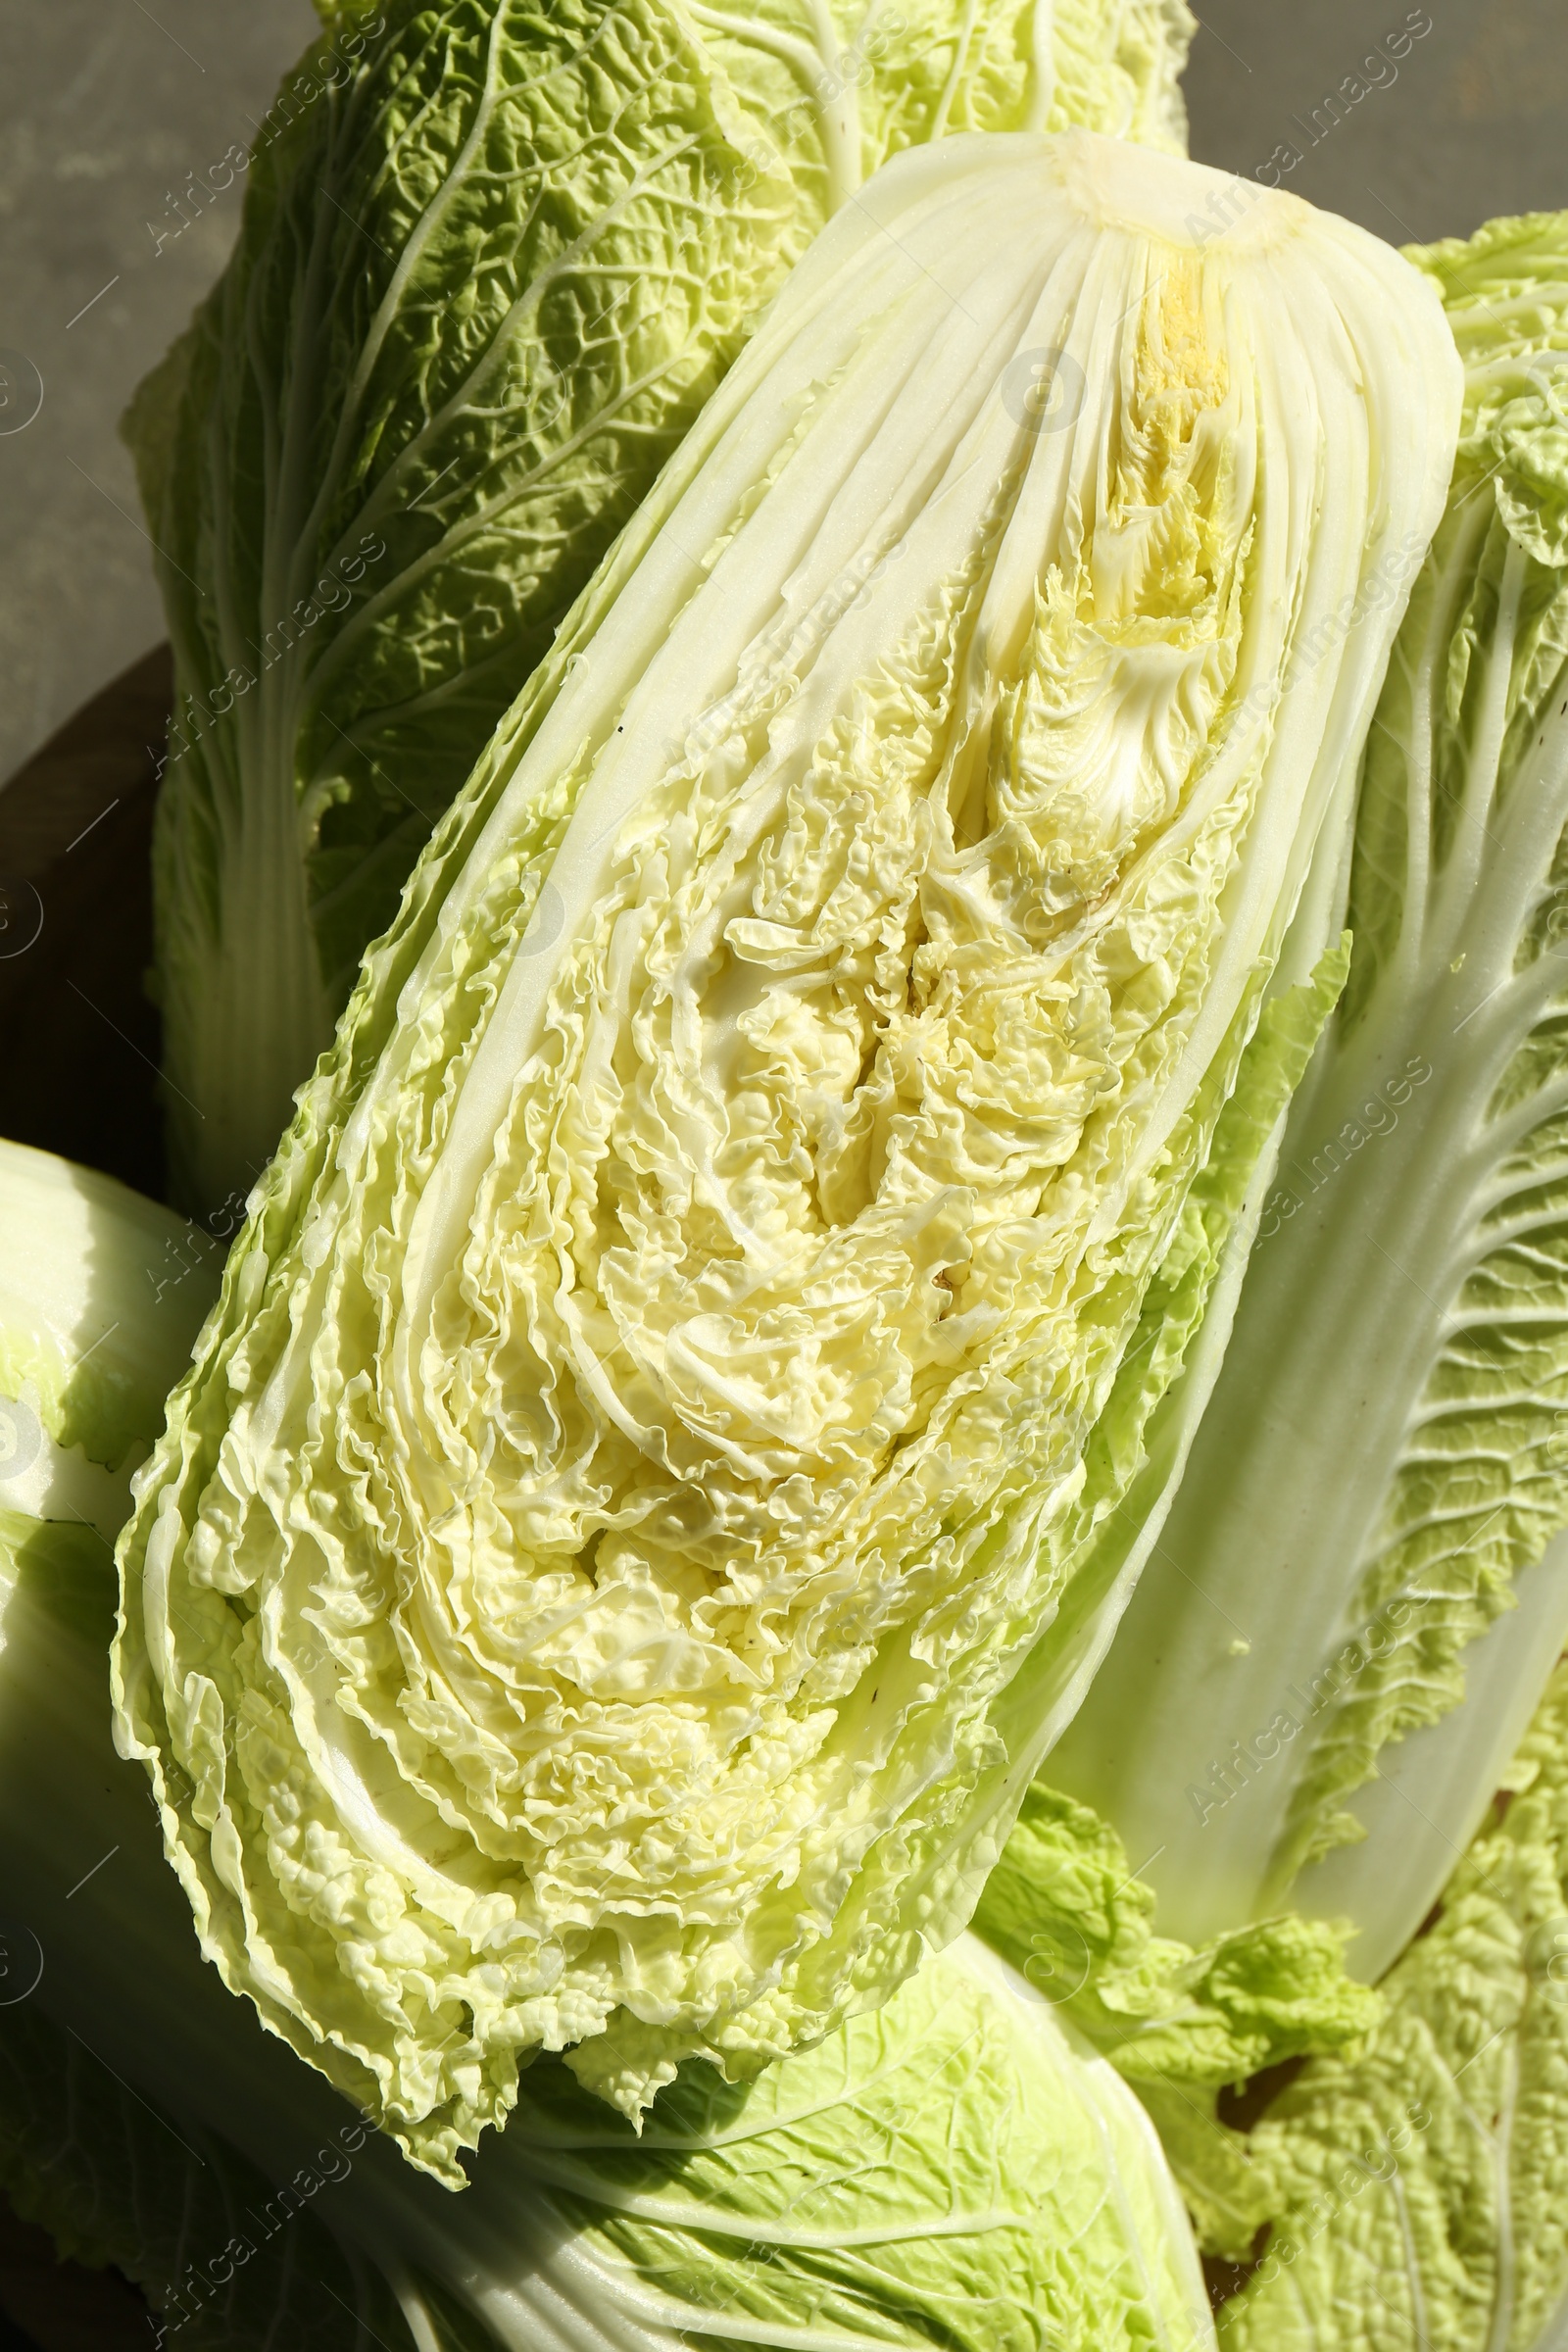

left=115, top=129, right=1460, bottom=2180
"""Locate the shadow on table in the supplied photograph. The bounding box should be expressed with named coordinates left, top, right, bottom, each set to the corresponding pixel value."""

left=0, top=648, right=170, bottom=1204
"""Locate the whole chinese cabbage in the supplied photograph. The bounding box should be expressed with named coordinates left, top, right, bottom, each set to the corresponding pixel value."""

left=1049, top=210, right=1568, bottom=1983
left=115, top=129, right=1459, bottom=2183
left=124, top=0, right=1197, bottom=1208
left=0, top=1142, right=1217, bottom=2352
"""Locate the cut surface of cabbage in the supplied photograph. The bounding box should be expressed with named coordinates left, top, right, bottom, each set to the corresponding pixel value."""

left=116, top=127, right=1460, bottom=2180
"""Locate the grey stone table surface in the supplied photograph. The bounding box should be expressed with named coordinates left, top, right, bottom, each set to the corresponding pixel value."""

left=0, top=0, right=1563, bottom=788
left=0, top=0, right=317, bottom=785
left=1185, top=0, right=1567, bottom=246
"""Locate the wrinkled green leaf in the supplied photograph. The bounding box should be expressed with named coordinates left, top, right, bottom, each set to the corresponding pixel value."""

left=1215, top=1662, right=1568, bottom=2352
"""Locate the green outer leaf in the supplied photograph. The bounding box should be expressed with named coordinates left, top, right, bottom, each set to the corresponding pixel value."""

left=128, top=0, right=1192, bottom=1211
left=690, top=0, right=1195, bottom=226
left=1049, top=213, right=1568, bottom=1962
left=972, top=1761, right=1379, bottom=2261
left=1214, top=1661, right=1568, bottom=2352
left=976, top=1783, right=1377, bottom=2093
left=488, top=1937, right=1221, bottom=2352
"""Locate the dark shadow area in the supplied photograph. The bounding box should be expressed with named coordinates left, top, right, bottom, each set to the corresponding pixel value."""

left=1202, top=2226, right=1272, bottom=2319
left=0, top=2199, right=143, bottom=2352
left=0, top=646, right=169, bottom=1201
left=1198, top=2056, right=1313, bottom=2315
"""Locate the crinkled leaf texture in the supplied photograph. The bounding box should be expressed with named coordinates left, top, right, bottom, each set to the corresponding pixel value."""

left=0, top=1141, right=1214, bottom=2350
left=974, top=1776, right=1379, bottom=2099
left=1051, top=210, right=1568, bottom=1973
left=973, top=1771, right=1380, bottom=2260
left=114, top=129, right=1458, bottom=2181
left=0, top=1901, right=1220, bottom=2352
left=126, top=0, right=1194, bottom=1209
left=489, top=1936, right=1218, bottom=2352
left=1211, top=1660, right=1568, bottom=2352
